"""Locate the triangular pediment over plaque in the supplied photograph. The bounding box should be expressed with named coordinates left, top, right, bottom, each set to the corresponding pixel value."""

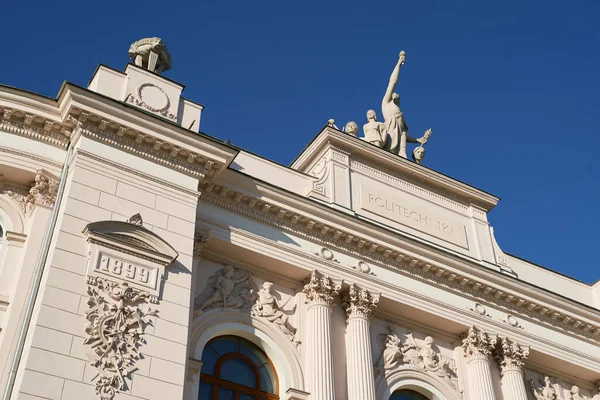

left=83, top=218, right=178, bottom=301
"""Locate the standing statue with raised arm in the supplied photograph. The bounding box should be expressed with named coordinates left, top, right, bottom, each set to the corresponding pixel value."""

left=382, top=51, right=431, bottom=158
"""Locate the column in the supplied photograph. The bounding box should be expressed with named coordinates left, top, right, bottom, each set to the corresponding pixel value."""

left=462, top=326, right=497, bottom=400
left=342, top=284, right=379, bottom=400
left=495, top=337, right=529, bottom=400
left=302, top=270, right=342, bottom=400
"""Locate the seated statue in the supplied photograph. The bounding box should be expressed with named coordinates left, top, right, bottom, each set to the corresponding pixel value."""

left=128, top=37, right=172, bottom=74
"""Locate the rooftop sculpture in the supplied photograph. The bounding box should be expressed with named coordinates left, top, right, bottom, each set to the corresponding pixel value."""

left=128, top=37, right=172, bottom=74
left=340, top=51, right=433, bottom=164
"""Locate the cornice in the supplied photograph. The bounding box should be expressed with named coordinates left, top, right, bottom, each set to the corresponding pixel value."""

left=200, top=184, right=600, bottom=346
left=0, top=106, right=71, bottom=149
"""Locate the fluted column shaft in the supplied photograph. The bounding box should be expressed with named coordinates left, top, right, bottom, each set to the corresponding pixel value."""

left=346, top=314, right=376, bottom=400
left=465, top=355, right=496, bottom=400
left=343, top=284, right=379, bottom=400
left=501, top=367, right=528, bottom=400
left=302, top=270, right=341, bottom=400
left=306, top=300, right=336, bottom=400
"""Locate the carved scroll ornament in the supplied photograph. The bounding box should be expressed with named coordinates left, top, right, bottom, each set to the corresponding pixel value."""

left=84, top=277, right=157, bottom=400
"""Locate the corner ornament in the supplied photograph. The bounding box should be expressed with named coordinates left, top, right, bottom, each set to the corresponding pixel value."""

left=84, top=277, right=157, bottom=400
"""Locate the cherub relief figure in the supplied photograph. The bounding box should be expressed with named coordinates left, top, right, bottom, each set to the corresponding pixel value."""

left=402, top=333, right=454, bottom=382
left=193, top=266, right=254, bottom=316
left=251, top=282, right=299, bottom=343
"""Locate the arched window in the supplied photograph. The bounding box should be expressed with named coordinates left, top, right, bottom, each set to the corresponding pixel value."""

left=199, top=335, right=279, bottom=400
left=390, top=389, right=430, bottom=400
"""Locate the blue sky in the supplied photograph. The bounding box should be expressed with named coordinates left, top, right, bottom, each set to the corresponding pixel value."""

left=2, top=1, right=599, bottom=283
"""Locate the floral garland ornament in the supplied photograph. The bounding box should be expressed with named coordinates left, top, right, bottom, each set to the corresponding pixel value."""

left=85, top=277, right=157, bottom=400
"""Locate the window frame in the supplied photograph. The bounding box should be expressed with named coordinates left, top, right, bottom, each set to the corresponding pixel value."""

left=199, top=336, right=280, bottom=400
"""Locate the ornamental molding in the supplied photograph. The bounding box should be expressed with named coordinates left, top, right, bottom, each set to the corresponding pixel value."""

left=0, top=169, right=59, bottom=214
left=85, top=276, right=157, bottom=400
left=126, top=83, right=176, bottom=120
left=69, top=110, right=219, bottom=181
left=302, top=269, right=342, bottom=307
left=200, top=184, right=600, bottom=345
left=0, top=180, right=28, bottom=214
left=342, top=283, right=379, bottom=319
left=0, top=107, right=72, bottom=148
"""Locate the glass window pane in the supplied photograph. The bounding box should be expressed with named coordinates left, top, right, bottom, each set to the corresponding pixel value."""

left=220, top=358, right=257, bottom=388
left=198, top=381, right=212, bottom=399
left=259, top=364, right=276, bottom=394
left=240, top=395, right=255, bottom=400
left=200, top=346, right=219, bottom=375
left=209, top=336, right=239, bottom=356
left=218, top=388, right=235, bottom=400
left=390, top=390, right=429, bottom=400
left=240, top=342, right=268, bottom=367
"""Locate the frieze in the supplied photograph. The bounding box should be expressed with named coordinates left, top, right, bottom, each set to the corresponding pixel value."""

left=200, top=184, right=600, bottom=347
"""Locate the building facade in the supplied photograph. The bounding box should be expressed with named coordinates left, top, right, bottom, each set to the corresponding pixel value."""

left=0, top=39, right=599, bottom=400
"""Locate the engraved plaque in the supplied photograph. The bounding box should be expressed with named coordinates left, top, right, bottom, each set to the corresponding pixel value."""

left=93, top=252, right=159, bottom=291
left=360, top=183, right=468, bottom=248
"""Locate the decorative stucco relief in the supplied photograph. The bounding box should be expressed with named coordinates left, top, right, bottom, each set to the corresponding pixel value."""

left=302, top=269, right=342, bottom=307
left=0, top=171, right=58, bottom=214
left=84, top=277, right=157, bottom=400
left=0, top=181, right=28, bottom=213
left=193, top=265, right=254, bottom=316
left=525, top=371, right=597, bottom=400
left=375, top=325, right=458, bottom=388
left=494, top=337, right=529, bottom=374
left=461, top=325, right=496, bottom=359
left=193, top=229, right=210, bottom=258
left=251, top=281, right=299, bottom=344
left=342, top=283, right=379, bottom=319
left=307, top=155, right=330, bottom=197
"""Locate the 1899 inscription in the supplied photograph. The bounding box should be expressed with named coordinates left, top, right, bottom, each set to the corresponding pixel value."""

left=95, top=254, right=158, bottom=289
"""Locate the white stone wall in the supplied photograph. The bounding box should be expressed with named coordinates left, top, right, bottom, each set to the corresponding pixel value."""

left=10, top=139, right=198, bottom=400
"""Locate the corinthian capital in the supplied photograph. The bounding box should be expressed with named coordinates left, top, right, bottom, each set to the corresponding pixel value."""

left=342, top=283, right=380, bottom=319
left=26, top=170, right=58, bottom=210
left=302, top=270, right=342, bottom=307
left=494, top=337, right=529, bottom=373
left=461, top=326, right=496, bottom=359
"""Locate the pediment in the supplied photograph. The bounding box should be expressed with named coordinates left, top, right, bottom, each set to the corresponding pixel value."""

left=83, top=218, right=178, bottom=265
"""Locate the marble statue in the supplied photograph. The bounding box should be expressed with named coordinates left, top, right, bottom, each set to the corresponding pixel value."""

left=411, top=129, right=432, bottom=165
left=362, top=110, right=388, bottom=148
left=381, top=51, right=431, bottom=158
left=251, top=282, right=298, bottom=343
left=327, top=119, right=338, bottom=129
left=381, top=333, right=403, bottom=370
left=531, top=376, right=557, bottom=400
left=344, top=121, right=359, bottom=136
left=128, top=37, right=172, bottom=74
left=570, top=386, right=585, bottom=400
left=193, top=265, right=254, bottom=316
